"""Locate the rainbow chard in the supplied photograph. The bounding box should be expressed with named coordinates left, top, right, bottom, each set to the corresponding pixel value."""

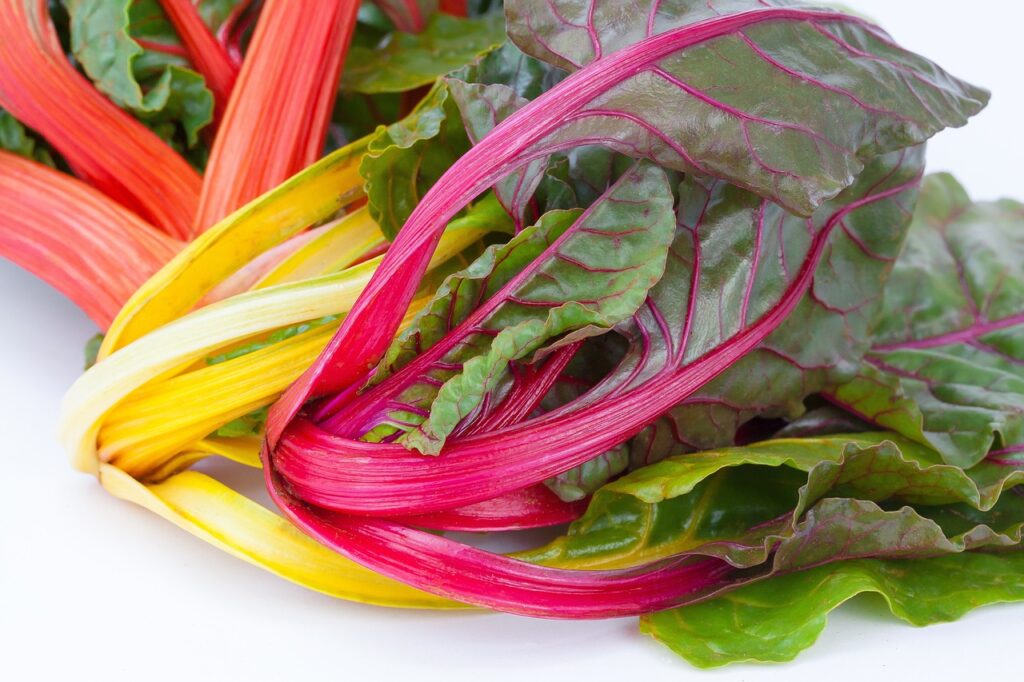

left=827, top=175, right=1024, bottom=468
left=3, top=0, right=1020, bottom=666
left=256, top=0, right=987, bottom=617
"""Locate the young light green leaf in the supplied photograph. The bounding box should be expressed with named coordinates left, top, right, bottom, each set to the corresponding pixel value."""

left=828, top=174, right=1024, bottom=468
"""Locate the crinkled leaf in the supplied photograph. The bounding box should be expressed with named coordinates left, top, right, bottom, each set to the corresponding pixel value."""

left=445, top=45, right=640, bottom=228
left=502, top=0, right=986, bottom=216
left=643, top=551, right=1024, bottom=668
left=359, top=82, right=473, bottom=240
left=522, top=433, right=1024, bottom=570
left=342, top=13, right=506, bottom=94
left=0, top=108, right=56, bottom=166
left=828, top=174, right=1024, bottom=468
left=65, top=0, right=214, bottom=148
left=340, top=163, right=677, bottom=452
left=550, top=147, right=923, bottom=498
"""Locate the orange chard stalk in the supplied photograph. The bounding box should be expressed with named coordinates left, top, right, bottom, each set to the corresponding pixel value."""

left=0, top=0, right=202, bottom=240
left=439, top=0, right=468, bottom=17
left=0, top=152, right=182, bottom=329
left=194, top=0, right=360, bottom=231
left=158, top=0, right=240, bottom=123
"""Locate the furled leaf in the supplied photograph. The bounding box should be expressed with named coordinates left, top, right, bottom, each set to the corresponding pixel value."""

left=342, top=13, right=506, bottom=94
left=828, top=174, right=1024, bottom=468
left=359, top=82, right=472, bottom=240
left=329, top=162, right=677, bottom=452
left=642, top=551, right=1024, bottom=668
left=65, top=0, right=214, bottom=149
left=501, top=0, right=986, bottom=216
left=0, top=108, right=56, bottom=166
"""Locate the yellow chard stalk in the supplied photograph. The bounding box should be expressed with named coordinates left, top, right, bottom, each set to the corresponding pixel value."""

left=59, top=140, right=490, bottom=609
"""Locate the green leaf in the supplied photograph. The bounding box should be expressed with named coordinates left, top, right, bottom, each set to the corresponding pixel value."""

left=829, top=174, right=1024, bottom=468
left=65, top=0, right=214, bottom=150
left=205, top=316, right=340, bottom=366
left=213, top=406, right=268, bottom=438
left=0, top=109, right=56, bottom=167
left=353, top=162, right=677, bottom=452
left=642, top=551, right=1024, bottom=668
left=359, top=81, right=472, bottom=240
left=83, top=333, right=104, bottom=370
left=342, top=13, right=506, bottom=94
left=543, top=148, right=924, bottom=500
left=446, top=46, right=621, bottom=228
left=521, top=434, right=1024, bottom=571
left=450, top=40, right=568, bottom=100
left=516, top=430, right=1024, bottom=666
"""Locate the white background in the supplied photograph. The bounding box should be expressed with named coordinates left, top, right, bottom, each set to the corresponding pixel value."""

left=2, top=2, right=1021, bottom=680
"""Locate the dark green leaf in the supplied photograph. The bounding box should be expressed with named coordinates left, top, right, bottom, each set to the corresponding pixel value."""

left=547, top=148, right=924, bottom=499
left=0, top=109, right=57, bottom=167
left=342, top=13, right=506, bottom=94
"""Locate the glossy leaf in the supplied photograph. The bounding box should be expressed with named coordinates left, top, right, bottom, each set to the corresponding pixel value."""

left=829, top=174, right=1024, bottom=468
left=65, top=0, right=214, bottom=149
left=643, top=551, right=1024, bottom=668
left=270, top=149, right=924, bottom=517
left=331, top=162, right=676, bottom=453
left=342, top=13, right=505, bottom=93
left=267, top=0, right=984, bottom=445
left=504, top=0, right=985, bottom=216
